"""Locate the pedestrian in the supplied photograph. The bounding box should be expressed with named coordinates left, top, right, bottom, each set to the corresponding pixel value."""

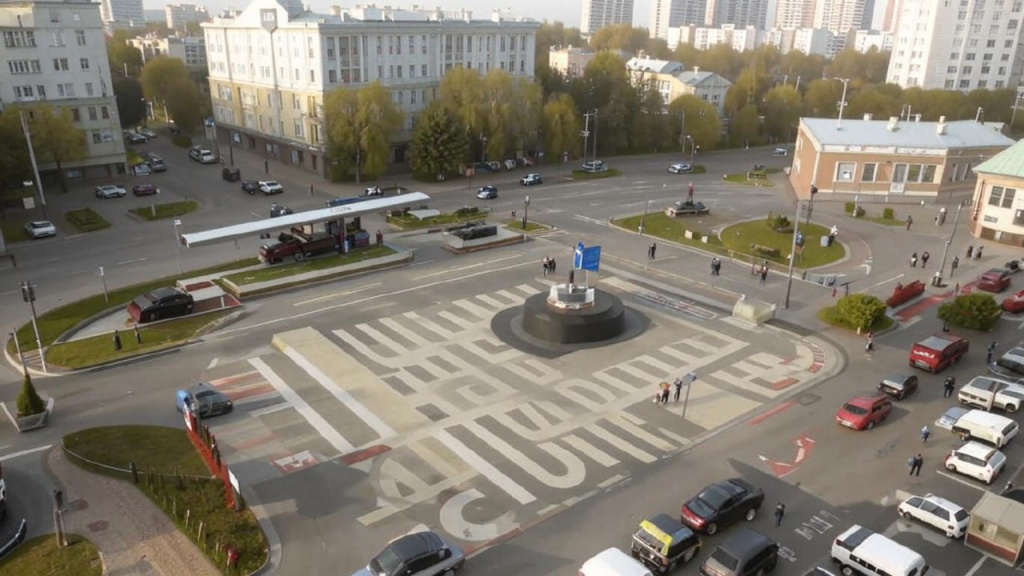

left=909, top=453, right=923, bottom=476
left=550, top=258, right=557, bottom=274
left=715, top=258, right=721, bottom=276
left=774, top=502, right=786, bottom=526
left=542, top=256, right=550, bottom=276
left=988, top=341, right=998, bottom=363
left=967, top=245, right=975, bottom=258
left=568, top=269, right=575, bottom=287
left=660, top=382, right=670, bottom=404
left=944, top=376, right=956, bottom=398
left=113, top=329, right=122, bottom=351
left=759, top=267, right=768, bottom=285
left=134, top=324, right=142, bottom=344
left=951, top=256, right=959, bottom=277
left=648, top=242, right=657, bottom=260
left=865, top=331, right=874, bottom=352
left=710, top=258, right=717, bottom=276
left=309, top=183, right=314, bottom=197
left=920, top=425, right=930, bottom=442
left=512, top=209, right=517, bottom=219
left=376, top=229, right=384, bottom=246
left=906, top=215, right=914, bottom=230
left=1004, top=482, right=1015, bottom=495
left=921, top=251, right=930, bottom=268
left=687, top=181, right=694, bottom=203
left=976, top=245, right=984, bottom=259
left=910, top=252, right=918, bottom=267
left=673, top=377, right=683, bottom=402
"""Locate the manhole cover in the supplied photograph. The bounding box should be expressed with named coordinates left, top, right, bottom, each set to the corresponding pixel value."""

left=796, top=393, right=821, bottom=406
left=87, top=520, right=108, bottom=533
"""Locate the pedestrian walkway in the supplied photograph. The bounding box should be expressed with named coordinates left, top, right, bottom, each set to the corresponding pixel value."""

left=47, top=447, right=220, bottom=576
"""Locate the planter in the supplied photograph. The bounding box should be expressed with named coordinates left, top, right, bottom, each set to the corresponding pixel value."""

left=886, top=280, right=926, bottom=308
left=5, top=397, right=53, bottom=432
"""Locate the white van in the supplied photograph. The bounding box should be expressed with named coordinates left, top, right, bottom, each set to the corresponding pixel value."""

left=580, top=548, right=653, bottom=576
left=958, top=375, right=1024, bottom=412
left=951, top=409, right=1019, bottom=448
left=831, top=525, right=928, bottom=576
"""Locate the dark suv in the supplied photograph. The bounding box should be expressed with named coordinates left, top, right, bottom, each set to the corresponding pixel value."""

left=127, top=287, right=195, bottom=323
left=700, top=528, right=778, bottom=576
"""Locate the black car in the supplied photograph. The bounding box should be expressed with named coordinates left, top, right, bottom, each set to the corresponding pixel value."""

left=222, top=167, right=241, bottom=182
left=353, top=530, right=465, bottom=576
left=631, top=513, right=702, bottom=573
left=241, top=180, right=260, bottom=195
left=668, top=201, right=710, bottom=217
left=270, top=204, right=293, bottom=218
left=176, top=382, right=233, bottom=418
left=699, top=529, right=778, bottom=576
left=125, top=131, right=147, bottom=144
left=681, top=478, right=764, bottom=535
left=878, top=373, right=919, bottom=400
left=127, top=287, right=194, bottom=323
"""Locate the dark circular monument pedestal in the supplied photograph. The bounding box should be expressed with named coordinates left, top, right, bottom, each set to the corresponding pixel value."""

left=521, top=287, right=626, bottom=344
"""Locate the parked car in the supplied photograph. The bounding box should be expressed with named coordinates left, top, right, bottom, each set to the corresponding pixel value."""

left=935, top=406, right=970, bottom=430
left=365, top=186, right=383, bottom=196
left=958, top=375, right=1024, bottom=412
left=582, top=160, right=607, bottom=172
left=175, top=382, right=233, bottom=418
left=667, top=201, right=709, bottom=217
left=23, top=220, right=56, bottom=239
left=351, top=530, right=464, bottom=576
left=137, top=127, right=157, bottom=139
left=270, top=204, right=293, bottom=218
left=132, top=163, right=152, bottom=176
left=836, top=395, right=892, bottom=430
left=878, top=373, right=918, bottom=400
left=259, top=180, right=284, bottom=195
left=680, top=478, right=764, bottom=535
left=631, top=513, right=701, bottom=573
left=127, top=287, right=195, bottom=323
left=772, top=147, right=788, bottom=156
left=909, top=333, right=969, bottom=372
left=146, top=153, right=166, bottom=172
left=222, top=167, right=241, bottom=182
left=520, top=173, right=543, bottom=186
left=476, top=185, right=498, bottom=199
left=668, top=162, right=692, bottom=174
left=898, top=493, right=970, bottom=538
left=189, top=146, right=216, bottom=164
left=989, top=346, right=1024, bottom=382
left=978, top=268, right=1013, bottom=292
left=94, top=184, right=127, bottom=199
left=125, top=131, right=147, bottom=144
left=132, top=183, right=158, bottom=196
left=699, top=528, right=778, bottom=576
left=241, top=180, right=260, bottom=195
left=944, top=441, right=1007, bottom=484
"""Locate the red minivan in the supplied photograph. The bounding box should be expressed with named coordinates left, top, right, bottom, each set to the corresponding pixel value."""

left=910, top=333, right=969, bottom=372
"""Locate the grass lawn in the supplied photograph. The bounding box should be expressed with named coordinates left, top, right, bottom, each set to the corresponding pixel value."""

left=63, top=426, right=267, bottom=574
left=0, top=534, right=102, bottom=576
left=130, top=200, right=199, bottom=221
left=64, top=208, right=111, bottom=233
left=723, top=172, right=775, bottom=187
left=818, top=307, right=895, bottom=332
left=719, top=220, right=845, bottom=268
left=612, top=212, right=726, bottom=251
left=571, top=168, right=622, bottom=180
left=505, top=220, right=548, bottom=232
left=45, top=309, right=233, bottom=368
left=0, top=216, right=32, bottom=243
left=9, top=258, right=258, bottom=355
left=863, top=216, right=904, bottom=226
left=224, top=245, right=395, bottom=286
left=690, top=165, right=707, bottom=174
left=387, top=210, right=485, bottom=230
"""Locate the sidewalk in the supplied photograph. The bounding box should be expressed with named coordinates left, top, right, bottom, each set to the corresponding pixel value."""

left=47, top=447, right=220, bottom=576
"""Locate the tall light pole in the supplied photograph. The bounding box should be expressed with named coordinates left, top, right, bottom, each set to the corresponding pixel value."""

left=20, top=281, right=46, bottom=372
left=582, top=110, right=598, bottom=164
left=783, top=201, right=803, bottom=310
left=678, top=110, right=686, bottom=155
left=20, top=111, right=47, bottom=219
left=173, top=219, right=183, bottom=274
left=639, top=199, right=652, bottom=235
left=834, top=78, right=851, bottom=129
left=938, top=201, right=965, bottom=277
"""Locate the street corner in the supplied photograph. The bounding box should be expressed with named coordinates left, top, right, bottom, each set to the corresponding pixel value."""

left=758, top=432, right=817, bottom=478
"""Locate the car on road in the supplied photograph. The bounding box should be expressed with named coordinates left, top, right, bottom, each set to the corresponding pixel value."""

left=898, top=493, right=970, bottom=538
left=520, top=173, right=542, bottom=186
left=680, top=478, right=764, bottom=535
left=188, top=146, right=216, bottom=163
left=772, top=147, right=788, bottom=156
left=270, top=204, right=293, bottom=218
left=132, top=183, right=158, bottom=196
left=944, top=441, right=1006, bottom=484
left=132, top=163, right=152, bottom=176
left=222, top=167, right=241, bottom=182
left=23, top=220, right=56, bottom=239
left=125, top=131, right=147, bottom=144
left=127, top=286, right=195, bottom=323
left=145, top=153, right=166, bottom=172
left=352, top=530, right=464, bottom=576
left=259, top=180, right=284, bottom=195
left=582, top=160, right=607, bottom=173
left=1003, top=291, right=1024, bottom=313
left=241, top=180, right=260, bottom=195
left=836, top=395, right=892, bottom=430
left=365, top=186, right=383, bottom=196
left=877, top=373, right=918, bottom=400
left=909, top=333, right=969, bottom=373
left=989, top=347, right=1024, bottom=382
left=631, top=513, right=702, bottom=573
left=699, top=528, right=778, bottom=576
left=667, top=201, right=709, bottom=217
left=175, top=382, right=233, bottom=418
left=935, top=406, right=969, bottom=430
left=95, top=184, right=127, bottom=199
left=668, top=162, right=692, bottom=174
left=978, top=268, right=1012, bottom=292
left=476, top=185, right=498, bottom=199
left=138, top=127, right=157, bottom=139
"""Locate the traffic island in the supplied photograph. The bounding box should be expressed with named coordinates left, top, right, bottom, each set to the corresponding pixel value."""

left=443, top=225, right=526, bottom=254
left=386, top=206, right=487, bottom=232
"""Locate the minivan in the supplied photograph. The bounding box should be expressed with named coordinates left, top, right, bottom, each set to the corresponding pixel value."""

left=957, top=375, right=1024, bottom=412
left=909, top=333, right=968, bottom=372
left=831, top=525, right=928, bottom=576
left=699, top=528, right=777, bottom=576
left=951, top=409, right=1019, bottom=447
left=580, top=547, right=653, bottom=576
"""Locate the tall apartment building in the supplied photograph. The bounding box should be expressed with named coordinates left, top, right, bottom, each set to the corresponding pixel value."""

left=886, top=0, right=1024, bottom=90
left=853, top=29, right=894, bottom=52
left=548, top=45, right=596, bottom=77
left=650, top=0, right=708, bottom=39
left=581, top=0, right=634, bottom=35
left=165, top=3, right=209, bottom=30
left=706, top=0, right=768, bottom=28
left=0, top=0, right=126, bottom=178
left=203, top=0, right=538, bottom=176
left=669, top=23, right=762, bottom=51
left=813, top=0, right=866, bottom=51
left=99, top=0, right=143, bottom=27
left=128, top=35, right=207, bottom=69
left=775, top=0, right=816, bottom=28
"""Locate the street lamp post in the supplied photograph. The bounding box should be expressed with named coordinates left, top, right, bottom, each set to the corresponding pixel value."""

left=173, top=219, right=183, bottom=274
left=678, top=111, right=686, bottom=155
left=9, top=331, right=26, bottom=378
left=783, top=201, right=803, bottom=310
left=834, top=78, right=851, bottom=129
left=19, top=281, right=46, bottom=372
left=523, top=195, right=530, bottom=229
left=639, top=199, right=652, bottom=235
left=938, top=200, right=965, bottom=277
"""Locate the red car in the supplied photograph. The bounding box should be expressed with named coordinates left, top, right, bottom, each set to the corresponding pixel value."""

left=836, top=395, right=892, bottom=430
left=132, top=183, right=158, bottom=196
left=978, top=268, right=1012, bottom=293
left=1003, top=290, right=1024, bottom=313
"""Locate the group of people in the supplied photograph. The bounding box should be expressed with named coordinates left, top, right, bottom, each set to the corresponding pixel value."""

left=909, top=251, right=930, bottom=268
left=966, top=245, right=984, bottom=260
left=710, top=258, right=722, bottom=276
left=752, top=260, right=770, bottom=285
left=541, top=256, right=558, bottom=276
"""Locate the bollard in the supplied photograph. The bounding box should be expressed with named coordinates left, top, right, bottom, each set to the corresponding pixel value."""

left=129, top=461, right=139, bottom=484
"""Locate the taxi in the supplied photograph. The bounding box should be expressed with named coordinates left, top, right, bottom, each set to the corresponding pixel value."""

left=630, top=513, right=702, bottom=574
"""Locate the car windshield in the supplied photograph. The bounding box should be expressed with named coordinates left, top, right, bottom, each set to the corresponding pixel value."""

left=709, top=548, right=739, bottom=570
left=693, top=485, right=730, bottom=514
left=954, top=509, right=968, bottom=521
left=843, top=403, right=868, bottom=415
left=369, top=546, right=403, bottom=576
left=633, top=526, right=665, bottom=552
left=195, top=390, right=219, bottom=401
left=265, top=181, right=280, bottom=186
left=30, top=222, right=47, bottom=229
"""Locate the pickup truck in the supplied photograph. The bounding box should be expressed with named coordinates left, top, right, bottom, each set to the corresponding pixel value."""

left=259, top=230, right=338, bottom=263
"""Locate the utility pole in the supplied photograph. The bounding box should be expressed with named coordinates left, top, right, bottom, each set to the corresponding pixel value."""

left=20, top=281, right=46, bottom=372
left=591, top=109, right=599, bottom=163
left=581, top=112, right=593, bottom=165
left=834, top=78, right=851, bottom=129
left=679, top=110, right=686, bottom=155
left=938, top=201, right=965, bottom=277
left=20, top=111, right=47, bottom=219
left=784, top=201, right=803, bottom=310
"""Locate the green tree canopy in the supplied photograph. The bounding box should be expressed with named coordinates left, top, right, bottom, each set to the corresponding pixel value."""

left=113, top=77, right=146, bottom=127
left=163, top=76, right=205, bottom=133
left=409, top=101, right=468, bottom=180
left=324, top=81, right=402, bottom=182
left=728, top=105, right=762, bottom=147
left=543, top=92, right=581, bottom=158
left=833, top=294, right=887, bottom=331
left=667, top=94, right=722, bottom=152
left=0, top=110, right=32, bottom=207
left=761, top=85, right=802, bottom=142
left=938, top=293, right=1001, bottom=331
left=724, top=66, right=771, bottom=115
left=107, top=30, right=143, bottom=77
left=24, top=105, right=87, bottom=193
left=589, top=24, right=649, bottom=54
left=826, top=47, right=891, bottom=85
left=802, top=79, right=843, bottom=118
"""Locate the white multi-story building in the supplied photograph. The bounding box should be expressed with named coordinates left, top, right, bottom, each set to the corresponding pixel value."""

left=165, top=4, right=209, bottom=30
left=706, top=0, right=769, bottom=28
left=649, top=0, right=708, bottom=40
left=853, top=29, right=894, bottom=53
left=886, top=0, right=1024, bottom=90
left=128, top=35, right=207, bottom=69
left=0, top=0, right=126, bottom=179
left=548, top=45, right=596, bottom=78
left=203, top=0, right=538, bottom=176
left=580, top=0, right=634, bottom=35
left=626, top=57, right=732, bottom=114
left=668, top=23, right=762, bottom=51
left=764, top=27, right=836, bottom=56
left=99, top=0, right=143, bottom=27
left=813, top=0, right=865, bottom=51
left=775, top=0, right=815, bottom=29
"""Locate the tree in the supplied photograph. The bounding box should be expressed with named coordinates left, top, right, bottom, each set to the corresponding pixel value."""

left=667, top=94, right=722, bottom=152
left=803, top=79, right=844, bottom=118
left=696, top=44, right=743, bottom=80
left=113, top=77, right=146, bottom=127
left=482, top=69, right=513, bottom=160
left=826, top=47, right=891, bottom=85
left=582, top=51, right=629, bottom=110
left=724, top=66, right=771, bottom=115
left=673, top=43, right=701, bottom=69
left=832, top=294, right=887, bottom=331
left=107, top=30, right=143, bottom=77
left=774, top=51, right=826, bottom=87
left=439, top=67, right=486, bottom=159
left=535, top=21, right=583, bottom=70
left=163, top=76, right=205, bottom=133
left=0, top=111, right=31, bottom=208
left=845, top=85, right=902, bottom=121
left=728, top=105, right=762, bottom=147
left=938, top=293, right=1002, bottom=331
left=16, top=373, right=45, bottom=416
left=324, top=81, right=402, bottom=182
left=25, top=105, right=87, bottom=194
left=589, top=24, right=649, bottom=54
left=543, top=92, right=581, bottom=159
left=761, top=85, right=802, bottom=142
left=408, top=101, right=468, bottom=180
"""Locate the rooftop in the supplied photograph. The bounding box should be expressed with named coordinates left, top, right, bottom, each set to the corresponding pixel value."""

left=626, top=56, right=684, bottom=75
left=801, top=117, right=1015, bottom=150
left=673, top=70, right=730, bottom=87
left=971, top=490, right=1024, bottom=534
left=975, top=138, right=1024, bottom=178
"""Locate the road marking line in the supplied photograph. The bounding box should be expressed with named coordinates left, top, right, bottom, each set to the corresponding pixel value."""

left=66, top=269, right=93, bottom=276
left=293, top=283, right=381, bottom=306
left=965, top=556, right=986, bottom=576
left=935, top=470, right=990, bottom=492
left=0, top=444, right=52, bottom=461
left=248, top=357, right=355, bottom=453
left=409, top=259, right=436, bottom=267
left=248, top=402, right=292, bottom=418
left=413, top=254, right=521, bottom=280
left=435, top=429, right=536, bottom=505
left=116, top=257, right=148, bottom=265
left=585, top=423, right=657, bottom=463
left=563, top=434, right=620, bottom=467
left=207, top=357, right=219, bottom=369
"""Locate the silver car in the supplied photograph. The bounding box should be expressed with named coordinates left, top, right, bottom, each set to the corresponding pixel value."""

left=95, top=184, right=127, bottom=199
left=24, top=220, right=56, bottom=239
left=352, top=531, right=464, bottom=576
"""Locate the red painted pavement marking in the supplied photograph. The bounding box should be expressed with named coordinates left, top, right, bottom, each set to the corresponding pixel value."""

left=271, top=450, right=319, bottom=474
left=748, top=401, right=796, bottom=425
left=339, top=444, right=392, bottom=466
left=779, top=357, right=795, bottom=366
left=771, top=377, right=799, bottom=390
left=758, top=434, right=815, bottom=478
left=808, top=362, right=823, bottom=374
left=222, top=382, right=276, bottom=402
left=209, top=370, right=262, bottom=388
left=895, top=295, right=944, bottom=321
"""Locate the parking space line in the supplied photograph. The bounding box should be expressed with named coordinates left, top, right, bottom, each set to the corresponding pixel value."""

left=935, top=470, right=991, bottom=492
left=965, top=556, right=986, bottom=576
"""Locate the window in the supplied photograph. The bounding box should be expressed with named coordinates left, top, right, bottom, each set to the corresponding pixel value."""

left=37, top=85, right=45, bottom=99
left=836, top=162, right=856, bottom=182
left=80, top=57, right=89, bottom=70
left=13, top=85, right=34, bottom=99
left=51, top=31, right=64, bottom=46
left=101, top=106, right=109, bottom=119
left=922, top=165, right=937, bottom=182
left=422, top=35, right=427, bottom=53
left=3, top=30, right=35, bottom=47
left=87, top=106, right=97, bottom=121
left=85, top=82, right=93, bottom=96
left=294, top=118, right=304, bottom=137
left=1012, top=19, right=1020, bottom=28
left=328, top=69, right=336, bottom=83
left=309, top=69, right=314, bottom=82
left=409, top=35, right=414, bottom=52
left=409, top=65, right=414, bottom=77
left=966, top=52, right=976, bottom=60
left=962, top=66, right=972, bottom=74
left=376, top=37, right=382, bottom=55
left=990, top=186, right=1017, bottom=207
left=71, top=108, right=80, bottom=122
left=948, top=65, right=958, bottom=72
left=57, top=83, right=74, bottom=97
left=76, top=30, right=86, bottom=46
left=908, top=164, right=922, bottom=182
left=960, top=79, right=971, bottom=88
left=988, top=39, right=997, bottom=47
left=396, top=65, right=402, bottom=78
left=862, top=163, right=877, bottom=182
left=945, top=79, right=956, bottom=88
left=411, top=90, right=417, bottom=104
left=951, top=52, right=960, bottom=59
left=53, top=58, right=68, bottom=71
left=421, top=64, right=427, bottom=76
left=91, top=132, right=101, bottom=144
left=8, top=60, right=40, bottom=74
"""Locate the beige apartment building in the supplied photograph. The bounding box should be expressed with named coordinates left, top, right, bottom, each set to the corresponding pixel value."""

left=970, top=140, right=1024, bottom=246
left=788, top=115, right=1014, bottom=200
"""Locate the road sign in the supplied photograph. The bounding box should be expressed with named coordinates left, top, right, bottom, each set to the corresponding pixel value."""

left=573, top=242, right=601, bottom=271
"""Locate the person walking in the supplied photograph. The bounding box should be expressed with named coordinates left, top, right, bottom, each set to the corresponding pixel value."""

left=710, top=258, right=718, bottom=276
left=774, top=502, right=786, bottom=527
left=648, top=242, right=657, bottom=260
left=673, top=377, right=683, bottom=402
left=659, top=382, right=670, bottom=404
left=865, top=331, right=874, bottom=352
left=976, top=245, right=984, bottom=259
left=921, top=251, right=930, bottom=268
left=967, top=245, right=975, bottom=258
left=910, top=252, right=918, bottom=268
left=542, top=257, right=550, bottom=276
left=951, top=256, right=959, bottom=277
left=921, top=425, right=930, bottom=442
left=906, top=215, right=914, bottom=230
left=909, top=453, right=924, bottom=476
left=944, top=376, right=957, bottom=398
left=550, top=258, right=556, bottom=274
left=759, top=268, right=768, bottom=286
left=988, top=341, right=998, bottom=363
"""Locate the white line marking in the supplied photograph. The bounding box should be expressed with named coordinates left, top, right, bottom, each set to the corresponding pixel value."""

left=435, top=429, right=536, bottom=505
left=409, top=259, right=436, bottom=267
left=964, top=556, right=986, bottom=576
left=248, top=357, right=355, bottom=453
left=207, top=357, right=219, bottom=369
left=66, top=269, right=93, bottom=277
left=293, top=283, right=382, bottom=306
left=935, top=470, right=990, bottom=492
left=249, top=402, right=292, bottom=418
left=278, top=343, right=397, bottom=439
left=412, top=254, right=521, bottom=280
left=116, top=257, right=148, bottom=265
left=0, top=444, right=53, bottom=461
left=859, top=273, right=906, bottom=292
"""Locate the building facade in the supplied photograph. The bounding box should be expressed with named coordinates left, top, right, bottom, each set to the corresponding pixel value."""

left=548, top=45, right=596, bottom=78
left=969, top=139, right=1024, bottom=246
left=627, top=57, right=732, bottom=114
left=813, top=0, right=865, bottom=51
left=852, top=29, right=894, bottom=53
left=165, top=3, right=209, bottom=30
left=669, top=23, right=762, bottom=51
left=129, top=35, right=208, bottom=69
left=706, top=0, right=768, bottom=28
left=775, top=0, right=815, bottom=29
left=788, top=116, right=1014, bottom=200
left=203, top=0, right=538, bottom=177
left=650, top=0, right=708, bottom=40
left=886, top=0, right=1024, bottom=90
left=581, top=0, right=634, bottom=35
left=99, top=0, right=143, bottom=27
left=0, top=0, right=126, bottom=179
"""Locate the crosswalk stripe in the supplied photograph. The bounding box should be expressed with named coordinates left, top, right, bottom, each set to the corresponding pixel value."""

left=435, top=429, right=537, bottom=505
left=563, top=434, right=620, bottom=467
left=354, top=323, right=408, bottom=357
left=605, top=414, right=676, bottom=452
left=438, top=310, right=473, bottom=332
left=404, top=311, right=456, bottom=340
left=475, top=294, right=507, bottom=310
left=493, top=289, right=526, bottom=304
left=709, top=369, right=781, bottom=399
left=592, top=371, right=639, bottom=393
left=452, top=298, right=492, bottom=320
left=380, top=317, right=432, bottom=348
left=460, top=420, right=586, bottom=490
left=658, top=345, right=701, bottom=365
left=584, top=423, right=657, bottom=464
left=631, top=355, right=675, bottom=376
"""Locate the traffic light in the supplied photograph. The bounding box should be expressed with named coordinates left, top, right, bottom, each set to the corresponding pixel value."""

left=20, top=282, right=34, bottom=303
left=810, top=184, right=818, bottom=196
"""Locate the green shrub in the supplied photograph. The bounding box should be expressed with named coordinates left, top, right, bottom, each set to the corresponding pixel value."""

left=16, top=373, right=45, bottom=416
left=883, top=207, right=894, bottom=219
left=766, top=214, right=791, bottom=232
left=750, top=244, right=781, bottom=257
left=832, top=294, right=887, bottom=331
left=454, top=206, right=481, bottom=217
left=65, top=208, right=111, bottom=232
left=853, top=206, right=865, bottom=217
left=844, top=201, right=855, bottom=214
left=938, top=293, right=1002, bottom=331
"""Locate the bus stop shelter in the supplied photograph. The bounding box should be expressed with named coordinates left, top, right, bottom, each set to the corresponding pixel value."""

left=966, top=490, right=1024, bottom=566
